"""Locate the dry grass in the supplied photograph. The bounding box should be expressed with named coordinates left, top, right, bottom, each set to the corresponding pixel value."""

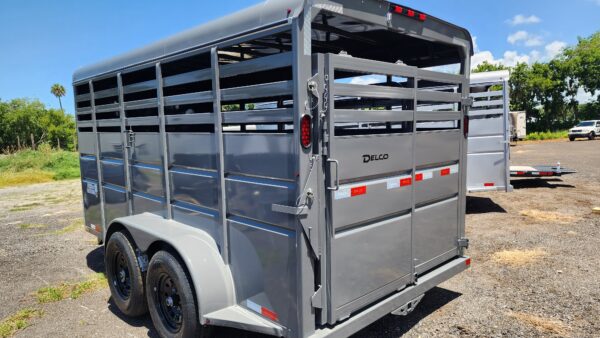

left=9, top=202, right=43, bottom=212
left=520, top=209, right=579, bottom=224
left=508, top=312, right=570, bottom=336
left=49, top=218, right=83, bottom=235
left=36, top=273, right=107, bottom=304
left=0, top=308, right=43, bottom=338
left=0, top=170, right=54, bottom=189
left=492, top=248, right=548, bottom=266
left=18, top=223, right=46, bottom=230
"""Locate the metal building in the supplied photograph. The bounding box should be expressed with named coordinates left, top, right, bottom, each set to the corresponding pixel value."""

left=73, top=1, right=473, bottom=337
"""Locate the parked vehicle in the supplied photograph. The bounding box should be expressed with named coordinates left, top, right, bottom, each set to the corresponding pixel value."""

left=509, top=111, right=526, bottom=141
left=73, top=1, right=473, bottom=337
left=569, top=120, right=600, bottom=141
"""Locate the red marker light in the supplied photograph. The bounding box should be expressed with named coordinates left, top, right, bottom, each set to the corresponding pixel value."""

left=351, top=186, right=367, bottom=197
left=415, top=173, right=424, bottom=181
left=407, top=10, right=415, bottom=17
left=419, top=13, right=427, bottom=21
left=465, top=258, right=472, bottom=266
left=300, top=115, right=312, bottom=149
left=261, top=307, right=278, bottom=321
left=400, top=178, right=412, bottom=187
left=441, top=168, right=451, bottom=176
left=484, top=183, right=495, bottom=187
left=394, top=6, right=403, bottom=14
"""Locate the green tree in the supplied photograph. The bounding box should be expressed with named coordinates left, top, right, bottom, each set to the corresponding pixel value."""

left=472, top=61, right=507, bottom=73
left=50, top=84, right=66, bottom=112
left=563, top=32, right=600, bottom=100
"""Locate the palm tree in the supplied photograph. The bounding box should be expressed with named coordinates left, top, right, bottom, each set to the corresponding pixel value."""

left=51, top=83, right=66, bottom=112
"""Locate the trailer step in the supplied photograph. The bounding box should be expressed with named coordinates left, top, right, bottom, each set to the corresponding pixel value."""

left=510, top=163, right=576, bottom=177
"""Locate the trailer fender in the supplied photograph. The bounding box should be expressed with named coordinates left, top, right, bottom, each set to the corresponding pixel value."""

left=106, top=213, right=235, bottom=322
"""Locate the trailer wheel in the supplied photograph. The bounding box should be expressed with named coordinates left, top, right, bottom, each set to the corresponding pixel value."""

left=105, top=232, right=147, bottom=317
left=146, top=251, right=205, bottom=338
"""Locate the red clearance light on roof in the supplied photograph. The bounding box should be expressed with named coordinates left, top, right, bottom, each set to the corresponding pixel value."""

left=407, top=9, right=415, bottom=17
left=394, top=6, right=403, bottom=14
left=300, top=115, right=312, bottom=149
left=419, top=13, right=427, bottom=21
left=392, top=5, right=426, bottom=21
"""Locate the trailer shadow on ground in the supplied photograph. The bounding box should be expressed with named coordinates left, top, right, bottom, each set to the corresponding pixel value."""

left=511, top=178, right=575, bottom=190
left=466, top=196, right=507, bottom=214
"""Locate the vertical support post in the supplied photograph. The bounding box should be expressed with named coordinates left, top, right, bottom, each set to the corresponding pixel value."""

left=410, top=69, right=418, bottom=282
left=457, top=48, right=471, bottom=256
left=117, top=73, right=134, bottom=215
left=156, top=63, right=172, bottom=219
left=90, top=80, right=107, bottom=237
left=211, top=47, right=229, bottom=264
left=502, top=78, right=512, bottom=192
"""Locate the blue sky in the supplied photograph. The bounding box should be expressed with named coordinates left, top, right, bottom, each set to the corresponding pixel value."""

left=1, top=0, right=599, bottom=113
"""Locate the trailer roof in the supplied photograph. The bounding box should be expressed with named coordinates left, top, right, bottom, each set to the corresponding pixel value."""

left=471, top=70, right=510, bottom=84
left=73, top=0, right=473, bottom=83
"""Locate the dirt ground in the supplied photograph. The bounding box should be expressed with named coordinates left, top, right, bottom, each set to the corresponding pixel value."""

left=1, top=138, right=599, bottom=337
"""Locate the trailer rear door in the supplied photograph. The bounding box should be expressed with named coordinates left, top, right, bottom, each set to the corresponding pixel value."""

left=320, top=53, right=467, bottom=323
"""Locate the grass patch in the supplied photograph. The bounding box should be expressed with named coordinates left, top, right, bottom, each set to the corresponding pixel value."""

left=49, top=218, right=83, bottom=235
left=9, top=202, right=43, bottom=212
left=0, top=150, right=79, bottom=188
left=0, top=308, right=43, bottom=338
left=36, top=273, right=107, bottom=304
left=18, top=223, right=46, bottom=229
left=520, top=209, right=579, bottom=224
left=525, top=130, right=568, bottom=141
left=492, top=248, right=547, bottom=266
left=508, top=312, right=569, bottom=336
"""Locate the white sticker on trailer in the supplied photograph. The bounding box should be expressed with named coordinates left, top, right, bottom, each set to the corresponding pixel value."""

left=334, top=188, right=351, bottom=200
left=86, top=182, right=98, bottom=197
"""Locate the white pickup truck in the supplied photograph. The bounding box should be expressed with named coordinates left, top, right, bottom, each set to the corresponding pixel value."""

left=569, top=120, right=600, bottom=141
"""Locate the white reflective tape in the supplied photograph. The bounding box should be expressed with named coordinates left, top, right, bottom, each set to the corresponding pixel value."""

left=246, top=300, right=261, bottom=314
left=422, top=171, right=434, bottom=180
left=387, top=179, right=400, bottom=190
left=449, top=164, right=459, bottom=174
left=335, top=188, right=351, bottom=200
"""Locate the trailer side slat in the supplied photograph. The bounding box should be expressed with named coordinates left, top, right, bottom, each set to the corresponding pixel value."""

left=123, top=79, right=158, bottom=94
left=416, top=90, right=462, bottom=103
left=76, top=93, right=91, bottom=101
left=334, top=83, right=415, bottom=100
left=470, top=90, right=503, bottom=98
left=221, top=80, right=293, bottom=101
left=472, top=99, right=503, bottom=107
left=124, top=98, right=158, bottom=110
left=329, top=54, right=417, bottom=79
left=416, top=111, right=462, bottom=121
left=334, top=109, right=413, bottom=123
left=166, top=113, right=214, bottom=125
left=96, top=103, right=121, bottom=113
left=220, top=52, right=293, bottom=78
left=163, top=69, right=212, bottom=87
left=223, top=108, right=294, bottom=124
left=93, top=87, right=119, bottom=100
left=163, top=91, right=213, bottom=106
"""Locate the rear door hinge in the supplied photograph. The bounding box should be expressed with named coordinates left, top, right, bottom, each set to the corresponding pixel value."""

left=458, top=237, right=469, bottom=249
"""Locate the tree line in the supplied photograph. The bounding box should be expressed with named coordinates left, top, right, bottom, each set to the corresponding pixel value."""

left=474, top=31, right=600, bottom=132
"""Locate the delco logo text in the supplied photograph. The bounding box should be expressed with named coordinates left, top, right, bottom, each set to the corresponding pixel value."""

left=363, top=154, right=389, bottom=163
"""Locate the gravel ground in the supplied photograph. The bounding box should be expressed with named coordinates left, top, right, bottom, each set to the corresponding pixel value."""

left=1, top=138, right=599, bottom=337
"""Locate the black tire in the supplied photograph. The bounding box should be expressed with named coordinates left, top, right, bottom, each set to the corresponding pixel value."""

left=146, top=251, right=204, bottom=338
left=569, top=136, right=575, bottom=141
left=105, top=232, right=147, bottom=317
left=589, top=132, right=596, bottom=140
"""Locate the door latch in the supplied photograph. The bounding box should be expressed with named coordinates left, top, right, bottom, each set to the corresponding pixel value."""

left=458, top=237, right=470, bottom=249
left=126, top=130, right=135, bottom=148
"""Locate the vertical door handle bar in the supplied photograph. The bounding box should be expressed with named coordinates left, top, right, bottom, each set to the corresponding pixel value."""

left=327, top=159, right=340, bottom=191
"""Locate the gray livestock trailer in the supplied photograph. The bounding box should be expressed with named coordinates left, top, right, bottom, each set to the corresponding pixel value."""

left=73, top=1, right=473, bottom=337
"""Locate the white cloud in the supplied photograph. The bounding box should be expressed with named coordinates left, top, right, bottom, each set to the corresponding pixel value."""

left=507, top=14, right=541, bottom=26
left=349, top=75, right=385, bottom=85
left=587, top=0, right=600, bottom=6
left=507, top=31, right=544, bottom=47
left=545, top=41, right=567, bottom=59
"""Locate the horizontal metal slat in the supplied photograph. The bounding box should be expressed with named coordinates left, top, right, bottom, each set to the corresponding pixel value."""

left=163, top=69, right=212, bottom=87
left=468, top=108, right=504, bottom=117
left=96, top=103, right=120, bottom=113
left=334, top=109, right=413, bottom=123
left=329, top=54, right=417, bottom=78
left=93, top=88, right=119, bottom=100
left=126, top=116, right=160, bottom=126
left=77, top=121, right=93, bottom=128
left=470, top=90, right=503, bottom=99
left=416, top=111, right=462, bottom=121
left=223, top=108, right=294, bottom=124
left=164, top=91, right=213, bottom=106
left=76, top=93, right=91, bottom=101
left=220, top=52, right=293, bottom=78
left=221, top=81, right=293, bottom=102
left=76, top=108, right=93, bottom=115
left=124, top=98, right=158, bottom=110
left=472, top=99, right=504, bottom=108
left=417, top=69, right=464, bottom=84
left=97, top=119, right=121, bottom=127
left=334, top=83, right=415, bottom=100
left=417, top=91, right=462, bottom=103
left=417, top=103, right=456, bottom=111
left=166, top=113, right=214, bottom=125
left=123, top=79, right=157, bottom=94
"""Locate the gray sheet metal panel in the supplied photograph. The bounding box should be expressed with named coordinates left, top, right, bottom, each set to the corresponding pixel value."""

left=172, top=202, right=221, bottom=249
left=103, top=185, right=128, bottom=224
left=331, top=214, right=412, bottom=314
left=415, top=131, right=460, bottom=167
left=131, top=164, right=165, bottom=197
left=224, top=134, right=295, bottom=180
left=82, top=179, right=102, bottom=229
left=132, top=193, right=166, bottom=217
left=333, top=134, right=412, bottom=181
left=78, top=133, right=97, bottom=155
left=226, top=175, right=296, bottom=231
left=332, top=179, right=412, bottom=230
left=101, top=160, right=126, bottom=187
left=469, top=116, right=504, bottom=137
left=467, top=135, right=504, bottom=153
left=413, top=197, right=459, bottom=270
left=467, top=153, right=507, bottom=189
left=167, top=133, right=217, bottom=170
left=228, top=216, right=297, bottom=331
left=131, top=133, right=162, bottom=165
left=99, top=133, right=124, bottom=159
left=170, top=169, right=219, bottom=209
left=414, top=170, right=459, bottom=206
left=80, top=156, right=98, bottom=180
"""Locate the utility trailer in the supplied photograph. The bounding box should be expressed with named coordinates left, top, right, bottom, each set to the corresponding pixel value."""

left=73, top=1, right=473, bottom=337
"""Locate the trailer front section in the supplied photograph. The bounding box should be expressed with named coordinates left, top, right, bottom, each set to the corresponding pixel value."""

left=73, top=1, right=473, bottom=337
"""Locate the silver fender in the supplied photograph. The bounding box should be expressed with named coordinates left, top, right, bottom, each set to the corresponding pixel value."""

left=106, top=213, right=235, bottom=323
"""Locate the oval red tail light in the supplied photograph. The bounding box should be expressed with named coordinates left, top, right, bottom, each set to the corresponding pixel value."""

left=300, top=115, right=312, bottom=149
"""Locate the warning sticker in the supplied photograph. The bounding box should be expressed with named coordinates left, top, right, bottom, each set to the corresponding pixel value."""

left=86, top=182, right=98, bottom=197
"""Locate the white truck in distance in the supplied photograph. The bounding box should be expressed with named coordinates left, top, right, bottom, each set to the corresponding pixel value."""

left=568, top=120, right=600, bottom=141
